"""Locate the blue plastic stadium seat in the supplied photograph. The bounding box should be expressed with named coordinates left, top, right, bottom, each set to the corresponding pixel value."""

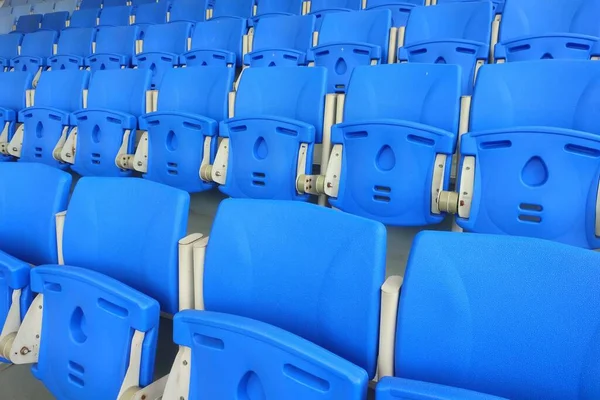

left=134, top=21, right=191, bottom=88
left=0, top=71, right=32, bottom=161
left=132, top=1, right=168, bottom=38
left=31, top=1, right=56, bottom=15
left=139, top=66, right=234, bottom=192
left=437, top=0, right=504, bottom=15
left=309, top=0, right=361, bottom=30
left=11, top=4, right=33, bottom=21
left=30, top=177, right=189, bottom=398
left=79, top=0, right=102, bottom=9
left=399, top=1, right=492, bottom=95
left=98, top=4, right=132, bottom=26
left=131, top=0, right=158, bottom=5
left=310, top=9, right=392, bottom=93
left=495, top=0, right=600, bottom=62
left=169, top=0, right=207, bottom=23
left=170, top=198, right=386, bottom=399
left=0, top=33, right=22, bottom=71
left=104, top=0, right=128, bottom=7
left=328, top=64, right=460, bottom=225
left=71, top=69, right=151, bottom=176
left=11, top=0, right=29, bottom=7
left=48, top=27, right=94, bottom=69
left=15, top=13, right=42, bottom=32
left=0, top=7, right=10, bottom=18
left=244, top=14, right=315, bottom=67
left=0, top=15, right=13, bottom=34
left=68, top=8, right=99, bottom=28
left=366, top=0, right=424, bottom=27
left=377, top=378, right=507, bottom=400
left=86, top=25, right=137, bottom=70
left=0, top=163, right=71, bottom=364
left=210, top=0, right=253, bottom=19
left=181, top=18, right=245, bottom=67
left=40, top=11, right=68, bottom=31
left=386, top=231, right=600, bottom=399
left=255, top=0, right=303, bottom=19
left=54, top=0, right=78, bottom=13
left=18, top=70, right=89, bottom=168
left=217, top=67, right=327, bottom=200
left=11, top=30, right=57, bottom=72
left=456, top=60, right=600, bottom=248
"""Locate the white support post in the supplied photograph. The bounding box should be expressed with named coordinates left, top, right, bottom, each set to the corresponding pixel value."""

left=178, top=233, right=206, bottom=312
left=163, top=346, right=192, bottom=400
left=0, top=289, right=22, bottom=360
left=55, top=211, right=67, bottom=265
left=490, top=14, right=501, bottom=62
left=10, top=294, right=44, bottom=365
left=117, top=330, right=146, bottom=400
left=430, top=154, right=447, bottom=215
left=596, top=181, right=600, bottom=237
left=473, top=60, right=485, bottom=85
left=7, top=124, right=24, bottom=158
left=192, top=237, right=209, bottom=310
left=457, top=156, right=475, bottom=219
left=26, top=89, right=34, bottom=107
left=377, top=276, right=403, bottom=380
left=397, top=26, right=406, bottom=49
left=211, top=138, right=229, bottom=185
left=132, top=131, right=149, bottom=173
left=387, top=27, right=398, bottom=64
left=198, top=136, right=213, bottom=182
left=60, top=127, right=77, bottom=165
left=318, top=93, right=337, bottom=206
left=312, top=31, right=319, bottom=47
left=323, top=144, right=342, bottom=198
left=0, top=121, right=11, bottom=155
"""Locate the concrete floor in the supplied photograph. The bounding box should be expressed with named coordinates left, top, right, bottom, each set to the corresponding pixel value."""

left=0, top=189, right=454, bottom=399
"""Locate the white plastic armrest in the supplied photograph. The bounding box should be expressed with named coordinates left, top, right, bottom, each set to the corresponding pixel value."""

left=0, top=288, right=23, bottom=359
left=7, top=123, right=24, bottom=158
left=10, top=294, right=44, bottom=364
left=55, top=211, right=67, bottom=265
left=60, top=126, right=77, bottom=165
left=133, top=131, right=149, bottom=173
left=192, top=237, right=209, bottom=311
left=126, top=375, right=169, bottom=400
left=178, top=233, right=206, bottom=312
left=26, top=89, right=34, bottom=107
left=377, top=275, right=403, bottom=380
left=324, top=144, right=342, bottom=198
left=431, top=154, right=447, bottom=215
left=115, top=129, right=134, bottom=170
left=457, top=156, right=475, bottom=219
left=0, top=121, right=10, bottom=155
left=117, top=330, right=146, bottom=400
left=163, top=346, right=191, bottom=400
left=211, top=138, right=229, bottom=185
left=52, top=126, right=70, bottom=162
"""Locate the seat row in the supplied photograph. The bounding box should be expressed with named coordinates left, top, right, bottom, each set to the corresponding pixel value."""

left=0, top=59, right=598, bottom=249
left=0, top=162, right=596, bottom=399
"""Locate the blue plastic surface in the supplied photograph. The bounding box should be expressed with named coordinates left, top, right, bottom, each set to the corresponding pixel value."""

left=245, top=14, right=315, bottom=67
left=457, top=60, right=600, bottom=248
left=78, top=0, right=102, bottom=9
left=140, top=66, right=234, bottom=192
left=309, top=0, right=360, bottom=30
left=0, top=15, right=12, bottom=35
left=11, top=4, right=32, bottom=20
left=255, top=0, right=303, bottom=17
left=0, top=250, right=32, bottom=344
left=330, top=64, right=460, bottom=226
left=0, top=71, right=32, bottom=160
left=19, top=70, right=89, bottom=168
left=204, top=199, right=387, bottom=378
left=68, top=8, right=99, bottom=28
left=132, top=1, right=169, bottom=38
left=311, top=9, right=391, bottom=93
left=98, top=4, right=133, bottom=26
left=396, top=231, right=600, bottom=399
left=181, top=18, right=245, bottom=67
left=72, top=68, right=151, bottom=177
left=496, top=0, right=600, bottom=61
left=11, top=30, right=57, bottom=72
left=211, top=0, right=254, bottom=19
left=438, top=0, right=504, bottom=14
left=366, top=0, right=424, bottom=27
left=87, top=25, right=137, bottom=70
left=62, top=177, right=189, bottom=314
left=54, top=0, right=79, bottom=13
left=135, top=21, right=191, bottom=88
left=400, top=1, right=492, bottom=95
left=32, top=265, right=159, bottom=399
left=0, top=33, right=22, bottom=71
left=48, top=27, right=94, bottom=70
left=32, top=2, right=57, bottom=15
left=40, top=11, right=69, bottom=32
left=174, top=310, right=370, bottom=400
left=169, top=0, right=206, bottom=22
left=15, top=14, right=43, bottom=33
left=376, top=377, right=508, bottom=400
left=104, top=0, right=128, bottom=6
left=219, top=67, right=327, bottom=200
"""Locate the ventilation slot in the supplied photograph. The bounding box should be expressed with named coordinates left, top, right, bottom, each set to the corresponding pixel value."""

left=519, top=203, right=543, bottom=212
left=374, top=195, right=391, bottom=203
left=518, top=215, right=542, bottom=223
left=91, top=153, right=101, bottom=165
left=167, top=162, right=178, bottom=176
left=34, top=147, right=43, bottom=158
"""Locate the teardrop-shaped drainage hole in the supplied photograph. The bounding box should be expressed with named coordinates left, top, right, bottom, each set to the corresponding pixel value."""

left=70, top=307, right=88, bottom=344
left=92, top=125, right=101, bottom=144
left=166, top=130, right=178, bottom=151
left=35, top=121, right=43, bottom=138
left=521, top=156, right=548, bottom=187
left=237, top=371, right=265, bottom=400
left=376, top=145, right=396, bottom=172
left=434, top=56, right=446, bottom=64
left=334, top=57, right=347, bottom=75
left=253, top=137, right=268, bottom=160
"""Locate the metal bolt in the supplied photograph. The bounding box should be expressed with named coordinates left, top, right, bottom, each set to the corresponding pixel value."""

left=137, top=161, right=143, bottom=166
left=215, top=171, right=221, bottom=177
left=20, top=347, right=30, bottom=355
left=35, top=335, right=39, bottom=339
left=38, top=305, right=42, bottom=309
left=12, top=147, right=16, bottom=152
left=66, top=153, right=71, bottom=157
left=466, top=166, right=471, bottom=171
left=183, top=360, right=188, bottom=366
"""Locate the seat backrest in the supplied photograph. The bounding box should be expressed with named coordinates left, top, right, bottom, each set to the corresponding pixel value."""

left=55, top=26, right=94, bottom=57
left=343, top=63, right=461, bottom=134
left=190, top=18, right=245, bottom=60
left=15, top=13, right=42, bottom=33
left=470, top=60, right=600, bottom=135
left=169, top=0, right=206, bottom=22
left=311, top=0, right=361, bottom=11
left=366, top=0, right=424, bottom=27
left=10, top=0, right=28, bottom=7
left=234, top=66, right=327, bottom=142
left=40, top=11, right=68, bottom=31
left=437, top=0, right=504, bottom=13
left=397, top=231, right=600, bottom=399
left=157, top=66, right=233, bottom=121
left=11, top=4, right=32, bottom=18
left=141, top=20, right=191, bottom=54
left=78, top=0, right=102, bottom=9
left=35, top=69, right=89, bottom=111
left=0, top=14, right=13, bottom=34
left=32, top=1, right=56, bottom=15
left=62, top=177, right=189, bottom=314
left=205, top=198, right=386, bottom=378
left=69, top=8, right=99, bottom=28
left=98, top=4, right=132, bottom=26
left=252, top=14, right=315, bottom=54
left=87, top=66, right=150, bottom=115
left=0, top=32, right=22, bottom=58
left=20, top=29, right=56, bottom=57
left=0, top=68, right=29, bottom=111
left=211, top=0, right=253, bottom=18
left=94, top=25, right=136, bottom=57
left=133, top=1, right=168, bottom=25
left=131, top=0, right=158, bottom=6
left=53, top=0, right=78, bottom=13
left=0, top=162, right=71, bottom=265
left=255, top=0, right=303, bottom=16
left=405, top=1, right=492, bottom=45
left=103, top=0, right=127, bottom=7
